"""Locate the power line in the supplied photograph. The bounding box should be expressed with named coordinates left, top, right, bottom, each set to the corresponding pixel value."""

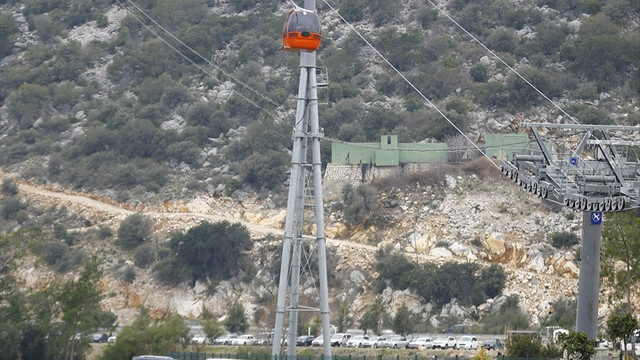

left=115, top=0, right=287, bottom=118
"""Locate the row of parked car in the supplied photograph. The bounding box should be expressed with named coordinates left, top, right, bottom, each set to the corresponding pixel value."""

left=298, top=333, right=503, bottom=351
left=191, top=332, right=504, bottom=351
left=192, top=333, right=272, bottom=346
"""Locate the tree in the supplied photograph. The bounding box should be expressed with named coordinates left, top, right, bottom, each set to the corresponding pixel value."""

left=167, top=220, right=252, bottom=284
left=558, top=331, right=596, bottom=360
left=0, top=12, right=16, bottom=57
left=359, top=298, right=385, bottom=335
left=117, top=213, right=153, bottom=249
left=391, top=303, right=415, bottom=336
left=480, top=263, right=507, bottom=298
left=606, top=312, right=638, bottom=356
left=337, top=300, right=354, bottom=333
left=601, top=210, right=640, bottom=311
left=98, top=313, right=190, bottom=360
left=224, top=302, right=249, bottom=334
left=541, top=297, right=577, bottom=329
left=58, top=257, right=115, bottom=360
left=374, top=245, right=415, bottom=288
left=202, top=318, right=225, bottom=344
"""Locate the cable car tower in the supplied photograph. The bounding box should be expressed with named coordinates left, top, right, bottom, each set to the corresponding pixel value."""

left=272, top=1, right=332, bottom=360
left=499, top=123, right=640, bottom=339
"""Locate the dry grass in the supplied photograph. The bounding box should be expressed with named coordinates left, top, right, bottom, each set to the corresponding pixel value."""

left=372, top=157, right=503, bottom=191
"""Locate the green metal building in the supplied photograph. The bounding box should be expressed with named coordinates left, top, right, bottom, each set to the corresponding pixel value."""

left=331, top=134, right=529, bottom=166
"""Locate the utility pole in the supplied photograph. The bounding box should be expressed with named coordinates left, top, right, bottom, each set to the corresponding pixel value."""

left=272, top=1, right=332, bottom=359
left=500, top=123, right=640, bottom=339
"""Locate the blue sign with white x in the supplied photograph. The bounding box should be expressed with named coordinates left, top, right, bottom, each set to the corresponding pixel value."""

left=570, top=157, right=578, bottom=166
left=591, top=212, right=602, bottom=225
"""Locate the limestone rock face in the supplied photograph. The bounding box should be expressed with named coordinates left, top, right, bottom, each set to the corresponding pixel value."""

left=484, top=232, right=506, bottom=259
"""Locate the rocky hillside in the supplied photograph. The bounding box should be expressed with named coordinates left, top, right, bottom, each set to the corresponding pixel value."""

left=5, top=166, right=635, bottom=331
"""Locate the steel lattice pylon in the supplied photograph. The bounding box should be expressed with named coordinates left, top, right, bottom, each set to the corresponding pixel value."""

left=500, top=123, right=640, bottom=338
left=271, top=1, right=332, bottom=359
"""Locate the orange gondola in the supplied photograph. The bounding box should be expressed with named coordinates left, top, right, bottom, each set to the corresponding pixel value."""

left=282, top=8, right=321, bottom=52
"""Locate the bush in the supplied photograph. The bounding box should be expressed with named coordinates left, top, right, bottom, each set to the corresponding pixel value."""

left=341, top=183, right=382, bottom=226
left=541, top=297, right=577, bottom=328
left=134, top=244, right=156, bottom=268
left=550, top=231, right=580, bottom=248
left=238, top=150, right=289, bottom=191
left=480, top=263, right=507, bottom=298
left=117, top=213, right=153, bottom=249
left=2, top=178, right=18, bottom=195
left=375, top=245, right=415, bottom=290
left=123, top=266, right=136, bottom=284
left=43, top=241, right=69, bottom=266
left=470, top=64, right=489, bottom=82
left=1, top=196, right=26, bottom=219
left=160, top=221, right=253, bottom=285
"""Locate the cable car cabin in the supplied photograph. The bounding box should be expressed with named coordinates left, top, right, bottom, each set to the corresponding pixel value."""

left=282, top=9, right=321, bottom=52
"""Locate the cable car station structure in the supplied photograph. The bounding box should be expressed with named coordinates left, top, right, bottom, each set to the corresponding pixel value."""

left=272, top=1, right=331, bottom=360
left=500, top=122, right=640, bottom=339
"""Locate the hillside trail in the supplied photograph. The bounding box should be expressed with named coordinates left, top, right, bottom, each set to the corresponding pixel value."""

left=1, top=172, right=575, bottom=288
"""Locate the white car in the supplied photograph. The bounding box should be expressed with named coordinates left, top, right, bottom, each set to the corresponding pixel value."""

left=346, top=335, right=369, bottom=348
left=361, top=336, right=385, bottom=348
left=456, top=336, right=478, bottom=350
left=407, top=337, right=434, bottom=349
left=214, top=334, right=237, bottom=345
left=383, top=336, right=410, bottom=348
left=329, top=333, right=351, bottom=347
left=232, top=334, right=256, bottom=346
left=432, top=336, right=457, bottom=349
left=311, top=335, right=324, bottom=347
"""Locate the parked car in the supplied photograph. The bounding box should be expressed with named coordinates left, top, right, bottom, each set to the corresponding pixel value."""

left=311, top=335, right=324, bottom=347
left=232, top=334, right=257, bottom=346
left=329, top=333, right=351, bottom=347
left=346, top=335, right=370, bottom=348
left=132, top=356, right=177, bottom=360
left=191, top=334, right=207, bottom=344
left=384, top=336, right=410, bottom=349
left=432, top=336, right=456, bottom=349
left=361, top=336, right=385, bottom=348
left=215, top=334, right=238, bottom=345
left=407, top=337, right=434, bottom=349
left=90, top=333, right=108, bottom=343
left=108, top=335, right=117, bottom=343
left=456, top=336, right=478, bottom=350
left=296, top=335, right=315, bottom=347
left=482, top=339, right=503, bottom=350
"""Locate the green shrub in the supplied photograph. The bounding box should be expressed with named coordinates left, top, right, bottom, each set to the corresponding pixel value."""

left=1, top=196, right=26, bottom=219
left=341, top=183, right=382, bottom=226
left=134, top=244, right=156, bottom=268
left=550, top=231, right=580, bottom=248
left=43, top=241, right=69, bottom=266
left=2, top=178, right=18, bottom=196
left=470, top=64, right=489, bottom=82
left=123, top=266, right=136, bottom=284
left=158, top=221, right=253, bottom=285
left=117, top=213, right=153, bottom=249
left=237, top=150, right=289, bottom=191
left=540, top=297, right=577, bottom=328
